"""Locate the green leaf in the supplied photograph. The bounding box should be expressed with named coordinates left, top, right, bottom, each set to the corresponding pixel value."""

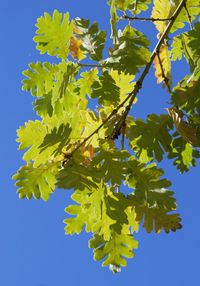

left=76, top=69, right=99, bottom=98
left=39, top=123, right=72, bottom=156
left=126, top=158, right=172, bottom=194
left=130, top=0, right=151, bottom=14
left=17, top=119, right=67, bottom=167
left=167, top=107, right=200, bottom=147
left=108, top=0, right=151, bottom=15
left=187, top=22, right=200, bottom=60
left=17, top=119, right=72, bottom=166
left=132, top=203, right=182, bottom=233
left=154, top=44, right=171, bottom=87
left=89, top=229, right=138, bottom=268
left=110, top=0, right=119, bottom=44
left=64, top=184, right=129, bottom=240
left=105, top=26, right=150, bottom=75
left=173, top=0, right=200, bottom=33
left=171, top=23, right=200, bottom=72
left=64, top=188, right=99, bottom=235
left=22, top=62, right=59, bottom=97
left=128, top=189, right=182, bottom=233
left=172, top=75, right=200, bottom=116
left=13, top=163, right=58, bottom=201
left=152, top=0, right=200, bottom=35
left=58, top=63, right=79, bottom=98
left=152, top=0, right=176, bottom=35
left=171, top=33, right=192, bottom=64
left=17, top=120, right=48, bottom=166
left=22, top=61, right=80, bottom=119
left=168, top=136, right=200, bottom=173
left=128, top=114, right=173, bottom=163
left=91, top=71, right=120, bottom=105
left=129, top=187, right=177, bottom=210
left=80, top=110, right=107, bottom=148
left=33, top=91, right=53, bottom=118
left=110, top=70, right=135, bottom=102
left=34, top=10, right=74, bottom=59
left=72, top=18, right=106, bottom=61
left=92, top=144, right=130, bottom=185
left=56, top=156, right=100, bottom=191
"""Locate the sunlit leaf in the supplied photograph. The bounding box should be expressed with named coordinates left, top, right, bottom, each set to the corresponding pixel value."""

left=89, top=229, right=138, bottom=268
left=13, top=163, right=58, bottom=201
left=110, top=0, right=119, bottom=44
left=154, top=44, right=171, bottom=87
left=152, top=0, right=200, bottom=35
left=71, top=18, right=106, bottom=61
left=108, top=0, right=151, bottom=15
left=126, top=158, right=171, bottom=193
left=128, top=114, right=173, bottom=163
left=104, top=26, right=150, bottom=75
left=91, top=71, right=120, bottom=105
left=34, top=10, right=74, bottom=59
left=168, top=107, right=200, bottom=146
left=22, top=62, right=59, bottom=97
left=64, top=184, right=129, bottom=240
left=39, top=123, right=72, bottom=155
left=128, top=188, right=182, bottom=233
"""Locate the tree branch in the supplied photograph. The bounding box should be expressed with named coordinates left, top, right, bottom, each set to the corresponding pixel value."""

left=121, top=15, right=174, bottom=22
left=62, top=0, right=187, bottom=165
left=110, top=0, right=187, bottom=137
left=156, top=50, right=172, bottom=94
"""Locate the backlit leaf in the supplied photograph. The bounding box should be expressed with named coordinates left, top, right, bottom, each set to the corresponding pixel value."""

left=110, top=70, right=135, bottom=102
left=89, top=229, right=138, bottom=268
left=152, top=0, right=200, bottom=35
left=128, top=114, right=173, bottom=163
left=168, top=135, right=200, bottom=173
left=64, top=184, right=129, bottom=240
left=91, top=71, right=120, bottom=105
left=110, top=0, right=119, bottom=44
left=71, top=18, right=106, bottom=61
left=76, top=69, right=99, bottom=98
left=22, top=62, right=59, bottom=97
left=34, top=10, right=74, bottom=59
left=128, top=188, right=182, bottom=233
left=168, top=107, right=200, bottom=146
left=108, top=0, right=151, bottom=15
left=126, top=158, right=171, bottom=193
left=154, top=44, right=171, bottom=87
left=13, top=163, right=58, bottom=201
left=92, top=144, right=130, bottom=185
left=105, top=26, right=150, bottom=75
left=39, top=123, right=72, bottom=155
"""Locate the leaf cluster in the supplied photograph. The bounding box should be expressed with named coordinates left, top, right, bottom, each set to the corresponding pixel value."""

left=13, top=1, right=200, bottom=272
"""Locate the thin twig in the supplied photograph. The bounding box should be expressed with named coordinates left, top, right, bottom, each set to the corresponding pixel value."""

left=121, top=123, right=125, bottom=150
left=62, top=0, right=187, bottom=165
left=184, top=3, right=193, bottom=30
left=121, top=14, right=174, bottom=22
left=116, top=123, right=126, bottom=193
left=156, top=50, right=172, bottom=94
left=77, top=62, right=104, bottom=68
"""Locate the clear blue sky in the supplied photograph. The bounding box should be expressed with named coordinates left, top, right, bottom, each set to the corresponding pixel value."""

left=1, top=1, right=200, bottom=285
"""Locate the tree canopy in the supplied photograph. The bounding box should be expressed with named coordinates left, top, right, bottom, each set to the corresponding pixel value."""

left=13, top=0, right=200, bottom=273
